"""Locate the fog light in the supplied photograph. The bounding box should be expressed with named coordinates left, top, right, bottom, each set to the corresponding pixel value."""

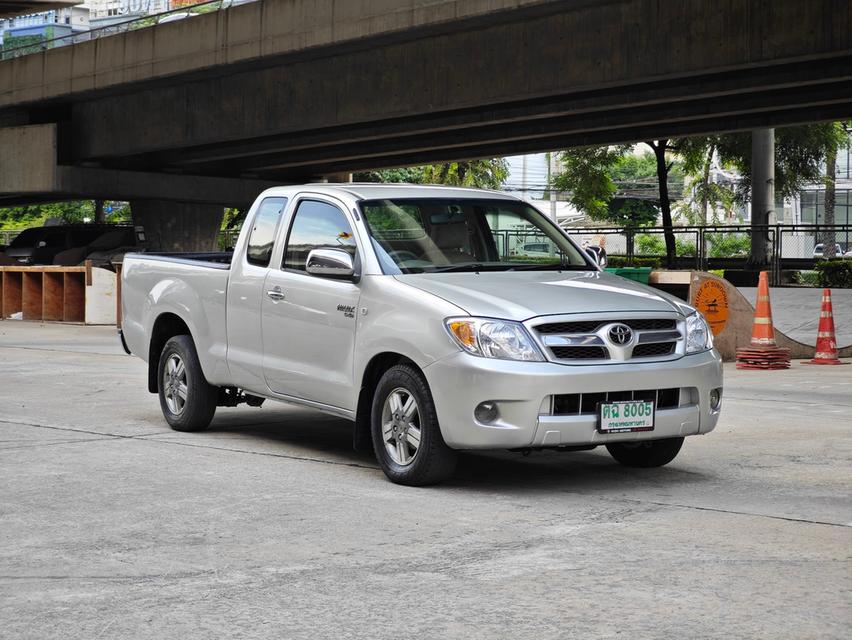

left=474, top=401, right=499, bottom=424
left=709, top=388, right=722, bottom=410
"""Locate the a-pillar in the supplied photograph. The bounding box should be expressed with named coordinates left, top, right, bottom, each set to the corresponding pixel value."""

left=130, top=200, right=225, bottom=252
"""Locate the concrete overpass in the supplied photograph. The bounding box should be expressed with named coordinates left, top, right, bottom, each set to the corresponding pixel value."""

left=1, top=0, right=851, bottom=248
left=0, top=0, right=78, bottom=19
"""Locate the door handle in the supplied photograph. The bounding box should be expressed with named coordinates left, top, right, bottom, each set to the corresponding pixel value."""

left=266, top=288, right=285, bottom=301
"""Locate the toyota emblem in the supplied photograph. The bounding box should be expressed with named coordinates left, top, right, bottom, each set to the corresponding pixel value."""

left=608, top=324, right=633, bottom=345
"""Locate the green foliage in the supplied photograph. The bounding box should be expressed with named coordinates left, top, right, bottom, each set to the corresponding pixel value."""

left=814, top=260, right=852, bottom=288
left=1, top=34, right=44, bottom=58
left=607, top=198, right=658, bottom=227
left=793, top=270, right=821, bottom=286
left=421, top=159, right=509, bottom=190
left=706, top=233, right=751, bottom=258
left=354, top=167, right=426, bottom=184
left=606, top=255, right=662, bottom=268
left=610, top=152, right=658, bottom=185
left=0, top=201, right=96, bottom=230
left=552, top=145, right=630, bottom=220
left=715, top=123, right=850, bottom=202
left=635, top=232, right=695, bottom=257
left=709, top=269, right=725, bottom=278
left=636, top=233, right=665, bottom=255
left=355, top=159, right=508, bottom=190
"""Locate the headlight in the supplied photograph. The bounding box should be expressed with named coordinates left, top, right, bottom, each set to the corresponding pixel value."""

left=685, top=311, right=713, bottom=354
left=445, top=317, right=545, bottom=362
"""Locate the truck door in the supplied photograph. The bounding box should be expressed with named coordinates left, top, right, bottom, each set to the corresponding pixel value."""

left=225, top=197, right=288, bottom=392
left=261, top=197, right=361, bottom=411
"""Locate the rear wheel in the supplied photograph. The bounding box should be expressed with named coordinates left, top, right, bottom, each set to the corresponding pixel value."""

left=157, top=335, right=218, bottom=432
left=371, top=364, right=457, bottom=486
left=606, top=437, right=684, bottom=468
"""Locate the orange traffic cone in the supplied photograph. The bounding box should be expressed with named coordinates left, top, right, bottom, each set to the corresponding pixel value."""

left=736, top=271, right=791, bottom=370
left=803, top=289, right=849, bottom=365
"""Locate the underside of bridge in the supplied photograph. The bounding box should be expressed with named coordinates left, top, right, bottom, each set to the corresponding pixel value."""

left=1, top=0, right=851, bottom=247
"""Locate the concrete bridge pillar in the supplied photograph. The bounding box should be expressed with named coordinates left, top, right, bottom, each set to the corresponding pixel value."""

left=130, top=200, right=225, bottom=253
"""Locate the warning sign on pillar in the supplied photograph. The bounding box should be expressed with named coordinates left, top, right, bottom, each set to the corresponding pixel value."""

left=694, top=279, right=729, bottom=336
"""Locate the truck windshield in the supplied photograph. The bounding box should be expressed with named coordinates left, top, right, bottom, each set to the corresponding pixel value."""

left=360, top=198, right=592, bottom=274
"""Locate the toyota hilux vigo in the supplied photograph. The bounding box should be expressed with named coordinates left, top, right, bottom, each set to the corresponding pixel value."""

left=120, top=184, right=722, bottom=485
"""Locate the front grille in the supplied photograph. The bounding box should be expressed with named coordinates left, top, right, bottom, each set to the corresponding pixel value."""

left=632, top=342, right=676, bottom=358
left=549, top=388, right=686, bottom=416
left=532, top=316, right=681, bottom=363
left=550, top=346, right=609, bottom=360
left=536, top=318, right=676, bottom=334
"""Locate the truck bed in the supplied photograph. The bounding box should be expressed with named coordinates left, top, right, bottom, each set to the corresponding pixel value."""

left=127, top=251, right=233, bottom=269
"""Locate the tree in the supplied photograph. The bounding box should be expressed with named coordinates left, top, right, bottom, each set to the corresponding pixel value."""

left=354, top=167, right=427, bottom=184
left=551, top=145, right=630, bottom=220
left=713, top=123, right=850, bottom=264
left=421, top=159, right=509, bottom=190
left=552, top=144, right=683, bottom=266
left=820, top=124, right=850, bottom=259
left=0, top=201, right=96, bottom=230
left=354, top=159, right=509, bottom=190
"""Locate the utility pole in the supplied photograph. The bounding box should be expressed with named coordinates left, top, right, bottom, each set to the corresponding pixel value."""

left=750, top=128, right=774, bottom=266
left=94, top=200, right=105, bottom=223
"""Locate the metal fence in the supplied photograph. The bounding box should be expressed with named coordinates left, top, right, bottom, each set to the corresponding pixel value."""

left=564, top=224, right=852, bottom=285
left=0, top=0, right=255, bottom=61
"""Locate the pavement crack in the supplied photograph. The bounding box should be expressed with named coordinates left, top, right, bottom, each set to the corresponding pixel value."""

left=140, top=437, right=380, bottom=471
left=617, top=497, right=850, bottom=528
left=0, top=418, right=378, bottom=471
left=0, top=345, right=128, bottom=357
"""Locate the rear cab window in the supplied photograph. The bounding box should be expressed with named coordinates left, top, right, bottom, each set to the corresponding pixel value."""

left=246, top=197, right=288, bottom=267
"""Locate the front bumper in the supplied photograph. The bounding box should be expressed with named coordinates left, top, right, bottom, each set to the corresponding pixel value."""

left=423, top=349, right=723, bottom=449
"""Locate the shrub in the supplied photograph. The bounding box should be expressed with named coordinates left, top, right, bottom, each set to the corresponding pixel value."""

left=814, top=260, right=852, bottom=288
left=793, top=270, right=821, bottom=286
left=606, top=256, right=662, bottom=269
left=706, top=233, right=751, bottom=258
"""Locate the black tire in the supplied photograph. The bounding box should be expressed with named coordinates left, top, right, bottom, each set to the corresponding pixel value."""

left=606, top=437, right=684, bottom=468
left=371, top=364, right=457, bottom=486
left=157, top=335, right=218, bottom=432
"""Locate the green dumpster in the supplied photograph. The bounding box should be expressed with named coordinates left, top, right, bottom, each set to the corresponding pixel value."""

left=603, top=267, right=653, bottom=284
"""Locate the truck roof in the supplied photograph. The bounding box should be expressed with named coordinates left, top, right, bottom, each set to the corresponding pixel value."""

left=265, top=183, right=521, bottom=202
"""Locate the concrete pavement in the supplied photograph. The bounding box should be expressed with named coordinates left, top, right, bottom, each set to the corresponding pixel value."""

left=0, top=322, right=850, bottom=639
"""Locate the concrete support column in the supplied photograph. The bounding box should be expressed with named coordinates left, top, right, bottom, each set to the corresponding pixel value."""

left=130, top=200, right=225, bottom=252
left=750, top=128, right=775, bottom=265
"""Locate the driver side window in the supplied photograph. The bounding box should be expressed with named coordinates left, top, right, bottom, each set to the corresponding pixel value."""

left=283, top=200, right=357, bottom=272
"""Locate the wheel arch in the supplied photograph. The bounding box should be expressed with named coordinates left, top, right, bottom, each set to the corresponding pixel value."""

left=353, top=352, right=420, bottom=451
left=147, top=312, right=193, bottom=393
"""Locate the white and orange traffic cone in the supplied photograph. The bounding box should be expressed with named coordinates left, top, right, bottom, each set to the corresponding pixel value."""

left=736, top=271, right=791, bottom=370
left=803, top=289, right=849, bottom=365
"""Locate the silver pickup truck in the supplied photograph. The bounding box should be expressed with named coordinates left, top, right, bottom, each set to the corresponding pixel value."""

left=121, top=184, right=722, bottom=485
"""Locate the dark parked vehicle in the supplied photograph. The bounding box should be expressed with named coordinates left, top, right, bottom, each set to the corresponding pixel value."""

left=1, top=224, right=132, bottom=266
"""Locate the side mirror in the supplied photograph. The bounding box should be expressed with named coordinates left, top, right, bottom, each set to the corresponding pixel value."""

left=306, top=248, right=355, bottom=279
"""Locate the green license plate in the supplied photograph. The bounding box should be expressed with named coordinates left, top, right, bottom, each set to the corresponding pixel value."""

left=597, top=400, right=655, bottom=433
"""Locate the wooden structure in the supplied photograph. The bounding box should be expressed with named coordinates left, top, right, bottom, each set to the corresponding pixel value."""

left=0, top=261, right=117, bottom=325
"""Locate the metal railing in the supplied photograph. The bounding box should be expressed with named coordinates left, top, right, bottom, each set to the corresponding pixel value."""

left=0, top=0, right=255, bottom=60
left=565, top=224, right=852, bottom=285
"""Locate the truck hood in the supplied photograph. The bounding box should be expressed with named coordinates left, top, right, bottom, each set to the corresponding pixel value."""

left=394, top=271, right=689, bottom=320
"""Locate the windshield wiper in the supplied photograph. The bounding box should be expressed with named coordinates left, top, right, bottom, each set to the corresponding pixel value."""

left=508, top=263, right=591, bottom=271
left=429, top=263, right=498, bottom=273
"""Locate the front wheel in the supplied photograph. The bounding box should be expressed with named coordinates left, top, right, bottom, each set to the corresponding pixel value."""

left=371, top=364, right=457, bottom=486
left=606, top=437, right=684, bottom=468
left=157, top=335, right=218, bottom=432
